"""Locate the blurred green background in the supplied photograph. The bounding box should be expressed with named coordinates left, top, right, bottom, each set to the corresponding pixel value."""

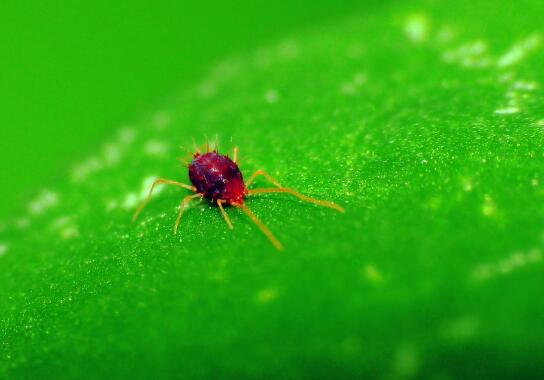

left=0, top=0, right=372, bottom=216
left=2, top=1, right=544, bottom=378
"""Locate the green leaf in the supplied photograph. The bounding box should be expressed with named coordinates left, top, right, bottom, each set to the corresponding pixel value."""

left=1, top=1, right=544, bottom=378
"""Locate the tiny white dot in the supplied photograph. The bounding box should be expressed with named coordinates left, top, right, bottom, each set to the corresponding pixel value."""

left=494, top=107, right=520, bottom=115
left=119, top=128, right=136, bottom=144
left=28, top=190, right=59, bottom=215
left=153, top=111, right=171, bottom=129
left=264, top=89, right=279, bottom=104
left=144, top=140, right=170, bottom=157
left=404, top=13, right=430, bottom=44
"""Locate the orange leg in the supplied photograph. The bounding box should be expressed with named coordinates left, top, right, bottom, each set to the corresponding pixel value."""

left=245, top=169, right=282, bottom=188
left=174, top=193, right=202, bottom=234
left=133, top=179, right=196, bottom=222
left=236, top=203, right=283, bottom=251
left=245, top=170, right=345, bottom=213
left=217, top=200, right=233, bottom=229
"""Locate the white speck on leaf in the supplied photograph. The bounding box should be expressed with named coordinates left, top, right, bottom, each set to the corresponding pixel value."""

left=71, top=157, right=103, bottom=182
left=197, top=81, right=217, bottom=99
left=152, top=111, right=171, bottom=130
left=71, top=127, right=137, bottom=182
left=144, top=140, right=170, bottom=157
left=482, top=194, right=497, bottom=217
left=499, top=72, right=515, bottom=83
left=51, top=216, right=80, bottom=240
left=103, top=143, right=122, bottom=165
left=495, top=74, right=538, bottom=115
left=105, top=200, right=119, bottom=212
left=51, top=216, right=71, bottom=229
left=61, top=226, right=79, bottom=239
left=341, top=83, right=356, bottom=95
left=494, top=107, right=519, bottom=115
left=123, top=193, right=139, bottom=210
left=442, top=40, right=492, bottom=68
left=28, top=190, right=59, bottom=215
left=512, top=80, right=537, bottom=91
left=472, top=248, right=542, bottom=281
left=404, top=13, right=430, bottom=44
left=15, top=218, right=30, bottom=229
left=497, top=33, right=541, bottom=68
left=256, top=288, right=279, bottom=304
left=353, top=73, right=366, bottom=85
left=277, top=39, right=299, bottom=59
left=461, top=177, right=474, bottom=192
left=0, top=243, right=8, bottom=256
left=264, top=89, right=280, bottom=104
left=119, top=127, right=136, bottom=144
left=363, top=264, right=384, bottom=284
left=340, top=72, right=367, bottom=95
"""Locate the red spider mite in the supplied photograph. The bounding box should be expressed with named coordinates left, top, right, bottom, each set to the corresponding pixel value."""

left=132, top=144, right=345, bottom=250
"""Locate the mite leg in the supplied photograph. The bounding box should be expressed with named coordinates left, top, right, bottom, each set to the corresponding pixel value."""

left=233, top=146, right=239, bottom=164
left=132, top=179, right=196, bottom=222
left=236, top=203, right=283, bottom=251
left=245, top=169, right=282, bottom=188
left=248, top=188, right=345, bottom=213
left=217, top=200, right=234, bottom=229
left=174, top=193, right=202, bottom=234
left=245, top=169, right=345, bottom=213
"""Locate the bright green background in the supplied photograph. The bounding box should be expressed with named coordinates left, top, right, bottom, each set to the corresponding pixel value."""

left=0, top=0, right=368, bottom=215
left=1, top=0, right=544, bottom=379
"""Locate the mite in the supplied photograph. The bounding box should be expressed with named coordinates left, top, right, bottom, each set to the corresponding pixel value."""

left=132, top=145, right=344, bottom=250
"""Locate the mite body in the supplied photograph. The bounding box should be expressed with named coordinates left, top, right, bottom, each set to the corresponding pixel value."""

left=188, top=152, right=246, bottom=205
left=133, top=146, right=344, bottom=250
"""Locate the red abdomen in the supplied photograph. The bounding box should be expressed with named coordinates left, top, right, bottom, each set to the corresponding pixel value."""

left=188, top=152, right=246, bottom=205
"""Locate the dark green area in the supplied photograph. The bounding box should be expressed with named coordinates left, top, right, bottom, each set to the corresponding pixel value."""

left=1, top=0, right=544, bottom=379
